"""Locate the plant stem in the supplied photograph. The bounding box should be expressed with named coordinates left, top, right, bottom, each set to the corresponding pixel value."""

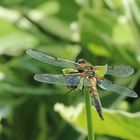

left=84, top=89, right=95, bottom=140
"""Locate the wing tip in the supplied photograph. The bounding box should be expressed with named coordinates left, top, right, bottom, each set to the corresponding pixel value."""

left=26, top=49, right=34, bottom=55
left=124, top=64, right=134, bottom=76
left=107, top=64, right=135, bottom=77
left=132, top=93, right=138, bottom=98
left=34, top=74, right=37, bottom=80
left=129, top=90, right=138, bottom=98
left=34, top=74, right=38, bottom=82
left=128, top=65, right=134, bottom=75
left=34, top=74, right=41, bottom=81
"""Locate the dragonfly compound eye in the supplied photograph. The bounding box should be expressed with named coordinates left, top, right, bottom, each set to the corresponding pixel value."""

left=77, top=59, right=87, bottom=64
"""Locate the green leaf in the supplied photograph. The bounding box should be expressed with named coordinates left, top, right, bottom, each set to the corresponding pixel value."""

left=38, top=17, right=79, bottom=42
left=112, top=17, right=135, bottom=45
left=0, top=18, right=19, bottom=37
left=54, top=103, right=140, bottom=140
left=0, top=32, right=38, bottom=56
left=88, top=44, right=111, bottom=57
left=79, top=9, right=116, bottom=46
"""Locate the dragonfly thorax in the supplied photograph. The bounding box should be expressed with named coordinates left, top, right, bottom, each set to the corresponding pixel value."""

left=76, top=59, right=95, bottom=77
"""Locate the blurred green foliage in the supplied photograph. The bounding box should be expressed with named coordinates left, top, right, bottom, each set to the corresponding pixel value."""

left=0, top=0, right=140, bottom=140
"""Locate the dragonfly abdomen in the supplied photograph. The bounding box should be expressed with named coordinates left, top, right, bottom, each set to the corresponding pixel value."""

left=89, top=87, right=104, bottom=120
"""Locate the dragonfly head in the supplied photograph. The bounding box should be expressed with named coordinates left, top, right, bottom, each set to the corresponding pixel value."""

left=76, top=59, right=87, bottom=64
left=76, top=59, right=88, bottom=72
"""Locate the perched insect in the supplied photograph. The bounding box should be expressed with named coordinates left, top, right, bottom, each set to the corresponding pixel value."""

left=26, top=49, right=137, bottom=120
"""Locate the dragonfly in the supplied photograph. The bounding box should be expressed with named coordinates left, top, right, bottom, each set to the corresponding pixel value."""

left=26, top=49, right=137, bottom=120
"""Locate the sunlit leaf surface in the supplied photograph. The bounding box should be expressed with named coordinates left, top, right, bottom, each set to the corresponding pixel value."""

left=54, top=103, right=140, bottom=140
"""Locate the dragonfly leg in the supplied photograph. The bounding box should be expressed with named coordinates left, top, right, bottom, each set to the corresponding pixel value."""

left=64, top=88, right=77, bottom=95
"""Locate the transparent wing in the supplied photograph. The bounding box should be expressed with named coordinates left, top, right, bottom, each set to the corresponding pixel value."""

left=97, top=78, right=137, bottom=98
left=26, top=49, right=79, bottom=68
left=34, top=73, right=91, bottom=86
left=106, top=65, right=134, bottom=77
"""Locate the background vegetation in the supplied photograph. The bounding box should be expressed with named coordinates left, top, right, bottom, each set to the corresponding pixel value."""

left=0, top=0, right=140, bottom=140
